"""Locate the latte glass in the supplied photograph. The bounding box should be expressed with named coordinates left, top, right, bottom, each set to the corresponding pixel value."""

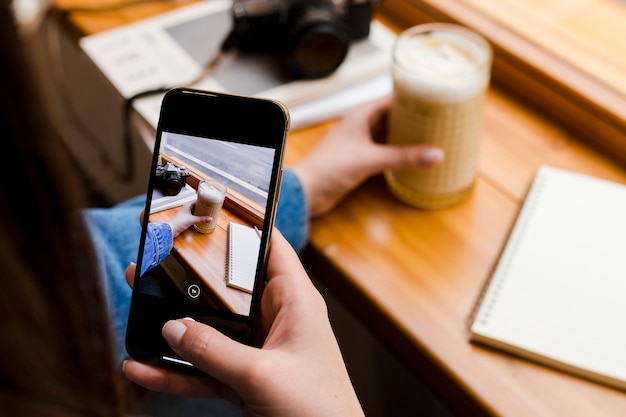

left=385, top=23, right=492, bottom=209
left=194, top=180, right=227, bottom=233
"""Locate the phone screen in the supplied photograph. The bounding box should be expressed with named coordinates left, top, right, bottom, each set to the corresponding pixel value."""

left=126, top=89, right=288, bottom=371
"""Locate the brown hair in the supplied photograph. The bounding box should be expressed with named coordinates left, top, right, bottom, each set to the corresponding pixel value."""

left=0, top=5, right=127, bottom=417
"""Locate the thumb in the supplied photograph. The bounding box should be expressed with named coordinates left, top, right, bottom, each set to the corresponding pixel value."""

left=125, top=262, right=136, bottom=288
left=162, top=319, right=258, bottom=388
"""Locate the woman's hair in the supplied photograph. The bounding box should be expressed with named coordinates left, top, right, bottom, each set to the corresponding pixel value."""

left=0, top=4, right=127, bottom=417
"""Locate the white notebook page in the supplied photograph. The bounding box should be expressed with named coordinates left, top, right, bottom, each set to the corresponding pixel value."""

left=471, top=165, right=626, bottom=389
left=226, top=222, right=261, bottom=293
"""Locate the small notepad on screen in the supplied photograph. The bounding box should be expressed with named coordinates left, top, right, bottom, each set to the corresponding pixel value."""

left=226, top=222, right=261, bottom=293
left=469, top=165, right=626, bottom=391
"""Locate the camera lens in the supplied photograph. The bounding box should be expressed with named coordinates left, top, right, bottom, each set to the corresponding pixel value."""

left=287, top=6, right=350, bottom=78
left=162, top=176, right=183, bottom=196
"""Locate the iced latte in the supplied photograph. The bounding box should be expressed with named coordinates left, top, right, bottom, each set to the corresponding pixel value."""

left=194, top=180, right=227, bottom=233
left=385, top=24, right=492, bottom=209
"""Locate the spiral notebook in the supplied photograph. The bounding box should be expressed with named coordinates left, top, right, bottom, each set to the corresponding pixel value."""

left=226, top=222, right=261, bottom=293
left=469, top=165, right=626, bottom=391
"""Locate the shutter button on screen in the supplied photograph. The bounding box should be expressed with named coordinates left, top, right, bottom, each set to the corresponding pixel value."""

left=187, top=284, right=201, bottom=298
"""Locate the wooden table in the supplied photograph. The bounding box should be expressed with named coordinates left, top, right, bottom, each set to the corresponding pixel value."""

left=289, top=91, right=626, bottom=417
left=59, top=1, right=626, bottom=415
left=149, top=205, right=253, bottom=315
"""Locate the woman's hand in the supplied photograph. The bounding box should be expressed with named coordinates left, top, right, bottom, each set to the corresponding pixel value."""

left=166, top=200, right=212, bottom=237
left=123, top=230, right=365, bottom=417
left=291, top=95, right=444, bottom=217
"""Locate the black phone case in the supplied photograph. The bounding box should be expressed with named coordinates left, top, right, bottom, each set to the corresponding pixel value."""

left=125, top=88, right=289, bottom=370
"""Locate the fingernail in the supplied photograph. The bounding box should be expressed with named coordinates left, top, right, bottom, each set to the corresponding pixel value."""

left=419, top=148, right=444, bottom=166
left=162, top=320, right=187, bottom=345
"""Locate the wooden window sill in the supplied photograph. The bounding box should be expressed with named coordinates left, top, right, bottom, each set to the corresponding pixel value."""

left=376, top=0, right=626, bottom=167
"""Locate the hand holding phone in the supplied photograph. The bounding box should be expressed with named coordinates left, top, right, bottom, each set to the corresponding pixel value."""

left=126, top=88, right=289, bottom=373
left=123, top=231, right=366, bottom=417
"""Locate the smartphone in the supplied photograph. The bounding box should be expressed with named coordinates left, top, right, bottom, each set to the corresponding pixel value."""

left=125, top=88, right=289, bottom=372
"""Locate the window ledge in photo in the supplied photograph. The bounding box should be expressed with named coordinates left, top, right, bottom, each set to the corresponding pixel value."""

left=377, top=0, right=626, bottom=166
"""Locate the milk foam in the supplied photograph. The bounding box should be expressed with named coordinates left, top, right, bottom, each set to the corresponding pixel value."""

left=393, top=30, right=491, bottom=103
left=198, top=182, right=225, bottom=203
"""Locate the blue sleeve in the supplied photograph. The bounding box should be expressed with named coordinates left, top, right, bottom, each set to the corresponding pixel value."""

left=82, top=195, right=145, bottom=363
left=275, top=168, right=309, bottom=253
left=140, top=222, right=173, bottom=276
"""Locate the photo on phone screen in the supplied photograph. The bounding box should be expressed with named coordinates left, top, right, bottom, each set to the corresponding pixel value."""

left=126, top=88, right=289, bottom=371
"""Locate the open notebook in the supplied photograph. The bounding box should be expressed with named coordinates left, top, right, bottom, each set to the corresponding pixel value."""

left=226, top=222, right=261, bottom=293
left=469, top=165, right=626, bottom=391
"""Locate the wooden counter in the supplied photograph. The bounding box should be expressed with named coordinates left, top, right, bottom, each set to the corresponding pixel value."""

left=289, top=89, right=626, bottom=417
left=149, top=205, right=253, bottom=315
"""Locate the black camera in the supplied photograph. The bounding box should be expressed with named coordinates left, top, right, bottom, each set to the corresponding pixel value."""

left=154, top=161, right=190, bottom=196
left=230, top=0, right=378, bottom=78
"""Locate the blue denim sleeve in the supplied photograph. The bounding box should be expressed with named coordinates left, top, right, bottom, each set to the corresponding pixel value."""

left=141, top=222, right=173, bottom=276
left=82, top=195, right=145, bottom=363
left=275, top=168, right=309, bottom=253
